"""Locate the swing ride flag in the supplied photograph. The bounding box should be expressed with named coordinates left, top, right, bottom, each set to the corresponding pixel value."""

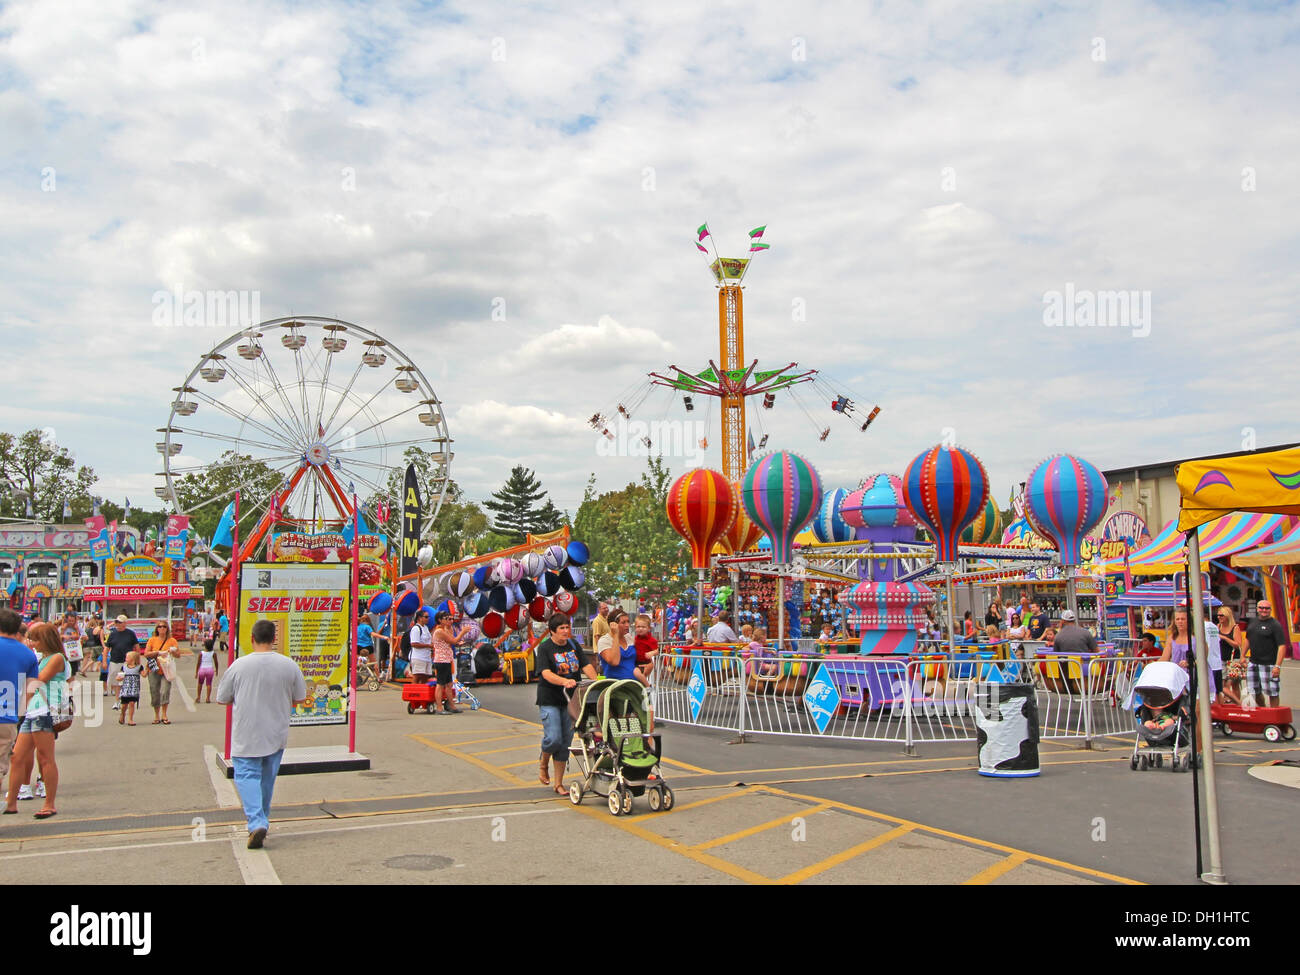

left=164, top=515, right=189, bottom=563
left=748, top=226, right=766, bottom=238
left=400, top=464, right=422, bottom=576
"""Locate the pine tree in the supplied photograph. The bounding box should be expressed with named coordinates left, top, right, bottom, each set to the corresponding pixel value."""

left=483, top=466, right=548, bottom=544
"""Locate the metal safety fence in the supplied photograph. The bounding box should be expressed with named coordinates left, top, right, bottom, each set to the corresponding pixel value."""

left=650, top=648, right=1152, bottom=750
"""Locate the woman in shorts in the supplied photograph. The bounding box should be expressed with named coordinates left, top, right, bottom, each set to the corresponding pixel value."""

left=431, top=611, right=461, bottom=714
left=4, top=623, right=68, bottom=819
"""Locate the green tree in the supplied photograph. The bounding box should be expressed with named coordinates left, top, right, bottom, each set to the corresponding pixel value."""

left=573, top=457, right=685, bottom=603
left=172, top=450, right=285, bottom=544
left=0, top=429, right=96, bottom=521
left=483, top=466, right=553, bottom=544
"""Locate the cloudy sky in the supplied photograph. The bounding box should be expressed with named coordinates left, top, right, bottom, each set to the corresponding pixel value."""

left=3, top=0, right=1298, bottom=528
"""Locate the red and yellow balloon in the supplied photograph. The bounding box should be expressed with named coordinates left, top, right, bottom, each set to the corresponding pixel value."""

left=666, top=468, right=737, bottom=569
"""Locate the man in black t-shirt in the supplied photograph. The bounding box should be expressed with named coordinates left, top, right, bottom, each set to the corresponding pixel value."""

left=534, top=613, right=595, bottom=794
left=105, top=615, right=140, bottom=711
left=1245, top=600, right=1289, bottom=708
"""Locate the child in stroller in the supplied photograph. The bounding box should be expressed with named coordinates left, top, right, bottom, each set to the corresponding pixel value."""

left=1129, top=661, right=1197, bottom=772
left=566, top=678, right=673, bottom=816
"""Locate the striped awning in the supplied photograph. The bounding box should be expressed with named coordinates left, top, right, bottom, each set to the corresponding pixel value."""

left=1127, top=512, right=1289, bottom=575
left=1110, top=581, right=1222, bottom=608
left=1232, top=522, right=1300, bottom=567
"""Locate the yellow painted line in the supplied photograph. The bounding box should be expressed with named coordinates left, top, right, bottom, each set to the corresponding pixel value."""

left=469, top=743, right=543, bottom=756
left=475, top=707, right=717, bottom=774
left=500, top=759, right=542, bottom=770
left=693, top=802, right=834, bottom=852
left=408, top=733, right=528, bottom=787
left=620, top=788, right=747, bottom=823
left=962, top=852, right=1029, bottom=885
left=755, top=785, right=1142, bottom=885
left=445, top=733, right=535, bottom=747
left=567, top=800, right=774, bottom=884
left=477, top=707, right=542, bottom=727
left=779, top=824, right=915, bottom=884
left=660, top=756, right=714, bottom=774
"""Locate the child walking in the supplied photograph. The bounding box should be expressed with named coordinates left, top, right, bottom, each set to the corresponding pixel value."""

left=117, top=650, right=142, bottom=726
left=196, top=639, right=218, bottom=703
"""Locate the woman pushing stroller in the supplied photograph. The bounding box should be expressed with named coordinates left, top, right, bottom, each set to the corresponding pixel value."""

left=535, top=613, right=596, bottom=794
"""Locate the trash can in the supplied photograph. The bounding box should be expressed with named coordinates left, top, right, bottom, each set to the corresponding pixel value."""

left=975, top=682, right=1040, bottom=777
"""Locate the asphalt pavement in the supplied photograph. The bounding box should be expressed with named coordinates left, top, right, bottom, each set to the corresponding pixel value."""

left=2, top=670, right=1295, bottom=885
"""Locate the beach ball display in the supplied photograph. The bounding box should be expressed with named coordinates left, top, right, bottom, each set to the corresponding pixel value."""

left=720, top=496, right=764, bottom=554
left=367, top=591, right=393, bottom=615
left=481, top=612, right=505, bottom=639
left=472, top=566, right=493, bottom=590
left=566, top=540, right=590, bottom=566
left=448, top=570, right=474, bottom=598
left=812, top=488, right=853, bottom=543
left=517, top=577, right=538, bottom=601
left=522, top=552, right=544, bottom=578
left=537, top=571, right=561, bottom=596
left=667, top=468, right=738, bottom=569
left=529, top=596, right=551, bottom=621
left=842, top=473, right=917, bottom=530
left=498, top=558, right=524, bottom=585
left=553, top=591, right=577, bottom=615
left=421, top=575, right=441, bottom=603
left=543, top=544, right=568, bottom=571
left=903, top=445, right=989, bottom=562
left=1023, top=454, right=1109, bottom=565
left=504, top=604, right=527, bottom=631
left=487, top=585, right=516, bottom=613
left=463, top=591, right=489, bottom=618
left=742, top=452, right=823, bottom=565
left=559, top=566, right=585, bottom=591
left=960, top=497, right=1004, bottom=545
left=434, top=599, right=460, bottom=619
left=395, top=587, right=421, bottom=616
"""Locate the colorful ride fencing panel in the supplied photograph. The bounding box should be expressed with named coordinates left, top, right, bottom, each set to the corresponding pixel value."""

left=239, top=562, right=351, bottom=726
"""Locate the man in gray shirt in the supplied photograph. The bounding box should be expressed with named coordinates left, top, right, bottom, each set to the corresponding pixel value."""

left=1050, top=610, right=1098, bottom=654
left=215, top=618, right=308, bottom=849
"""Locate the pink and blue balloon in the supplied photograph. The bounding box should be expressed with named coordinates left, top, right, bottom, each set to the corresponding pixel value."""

left=1023, top=454, right=1108, bottom=565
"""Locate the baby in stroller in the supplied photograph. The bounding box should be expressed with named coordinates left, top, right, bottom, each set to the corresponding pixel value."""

left=1130, top=661, right=1196, bottom=772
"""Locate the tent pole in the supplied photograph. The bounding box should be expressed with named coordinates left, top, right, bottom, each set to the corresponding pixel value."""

left=1187, top=531, right=1226, bottom=884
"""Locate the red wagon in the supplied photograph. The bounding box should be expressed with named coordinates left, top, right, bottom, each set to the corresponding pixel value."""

left=1211, top=702, right=1296, bottom=742
left=402, top=681, right=438, bottom=714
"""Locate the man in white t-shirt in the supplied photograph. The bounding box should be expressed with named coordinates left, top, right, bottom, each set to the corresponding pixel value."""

left=215, top=618, right=308, bottom=849
left=1203, top=616, right=1223, bottom=700
left=408, top=609, right=433, bottom=683
left=706, top=611, right=739, bottom=644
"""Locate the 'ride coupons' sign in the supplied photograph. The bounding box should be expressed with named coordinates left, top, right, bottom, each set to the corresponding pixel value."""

left=238, top=562, right=351, bottom=726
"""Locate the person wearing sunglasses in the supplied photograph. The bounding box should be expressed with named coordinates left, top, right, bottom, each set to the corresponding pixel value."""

left=1245, top=600, right=1289, bottom=708
left=1218, top=608, right=1244, bottom=705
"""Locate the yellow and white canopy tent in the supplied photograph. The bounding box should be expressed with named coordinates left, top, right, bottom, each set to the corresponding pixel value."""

left=1172, top=444, right=1300, bottom=885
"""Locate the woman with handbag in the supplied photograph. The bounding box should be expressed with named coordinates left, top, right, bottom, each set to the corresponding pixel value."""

left=4, top=622, right=69, bottom=819
left=144, top=623, right=180, bottom=725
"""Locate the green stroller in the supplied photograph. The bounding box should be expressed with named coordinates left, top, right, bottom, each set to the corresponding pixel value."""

left=567, top=678, right=674, bottom=816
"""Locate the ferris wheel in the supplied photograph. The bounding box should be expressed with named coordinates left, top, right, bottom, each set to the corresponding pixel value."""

left=158, top=317, right=451, bottom=552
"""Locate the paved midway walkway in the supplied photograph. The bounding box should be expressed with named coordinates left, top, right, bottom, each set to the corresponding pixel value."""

left=2, top=673, right=1296, bottom=885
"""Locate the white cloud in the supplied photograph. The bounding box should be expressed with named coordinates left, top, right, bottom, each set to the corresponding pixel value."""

left=0, top=0, right=1297, bottom=522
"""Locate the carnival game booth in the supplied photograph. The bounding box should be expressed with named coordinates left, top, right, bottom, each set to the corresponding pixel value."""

left=385, top=528, right=580, bottom=684
left=1164, top=445, right=1300, bottom=883
left=80, top=555, right=203, bottom=641
left=1232, top=521, right=1300, bottom=649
